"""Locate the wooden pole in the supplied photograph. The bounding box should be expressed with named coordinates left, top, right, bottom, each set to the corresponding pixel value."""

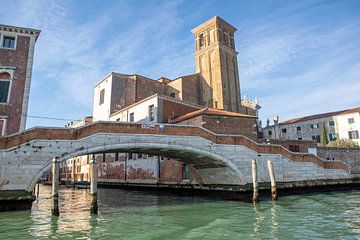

left=71, top=159, right=76, bottom=185
left=90, top=158, right=98, bottom=214
left=267, top=160, right=278, bottom=201
left=252, top=159, right=259, bottom=203
left=51, top=156, right=60, bottom=216
left=36, top=182, right=40, bottom=198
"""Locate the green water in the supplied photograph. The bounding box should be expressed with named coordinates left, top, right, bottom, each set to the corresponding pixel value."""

left=0, top=185, right=359, bottom=240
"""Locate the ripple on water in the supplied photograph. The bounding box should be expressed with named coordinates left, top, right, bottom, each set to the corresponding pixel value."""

left=0, top=186, right=359, bottom=240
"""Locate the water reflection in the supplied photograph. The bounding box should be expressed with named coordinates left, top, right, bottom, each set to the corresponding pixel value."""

left=0, top=185, right=359, bottom=239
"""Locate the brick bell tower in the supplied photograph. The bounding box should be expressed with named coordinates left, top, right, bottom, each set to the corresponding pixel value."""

left=192, top=16, right=242, bottom=113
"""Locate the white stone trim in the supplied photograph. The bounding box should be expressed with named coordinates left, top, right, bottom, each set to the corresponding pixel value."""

left=19, top=35, right=36, bottom=131
left=0, top=117, right=7, bottom=136
left=0, top=32, right=17, bottom=50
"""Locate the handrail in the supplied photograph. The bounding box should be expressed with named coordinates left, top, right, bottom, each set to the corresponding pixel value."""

left=0, top=121, right=350, bottom=173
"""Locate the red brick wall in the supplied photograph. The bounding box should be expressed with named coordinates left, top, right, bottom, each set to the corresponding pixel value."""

left=177, top=114, right=258, bottom=141
left=161, top=98, right=200, bottom=123
left=268, top=139, right=316, bottom=153
left=179, top=74, right=201, bottom=105
left=0, top=35, right=30, bottom=135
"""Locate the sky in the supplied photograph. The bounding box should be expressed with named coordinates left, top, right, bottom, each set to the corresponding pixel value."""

left=0, top=0, right=359, bottom=128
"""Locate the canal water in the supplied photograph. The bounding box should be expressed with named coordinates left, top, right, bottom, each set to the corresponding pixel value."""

left=0, top=185, right=359, bottom=239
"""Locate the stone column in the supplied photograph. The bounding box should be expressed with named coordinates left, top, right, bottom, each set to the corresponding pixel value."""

left=51, top=156, right=60, bottom=216
left=90, top=159, right=98, bottom=214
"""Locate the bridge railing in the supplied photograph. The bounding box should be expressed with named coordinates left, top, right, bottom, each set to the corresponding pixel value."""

left=0, top=121, right=350, bottom=173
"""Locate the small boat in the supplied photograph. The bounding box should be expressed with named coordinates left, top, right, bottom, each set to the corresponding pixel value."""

left=74, top=181, right=90, bottom=189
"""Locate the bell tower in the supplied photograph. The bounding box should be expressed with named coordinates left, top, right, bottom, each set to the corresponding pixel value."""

left=192, top=16, right=241, bottom=113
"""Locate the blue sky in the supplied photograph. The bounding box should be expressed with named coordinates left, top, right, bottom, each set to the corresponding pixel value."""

left=0, top=0, right=359, bottom=128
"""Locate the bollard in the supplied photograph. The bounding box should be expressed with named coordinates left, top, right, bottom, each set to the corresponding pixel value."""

left=51, top=156, right=60, bottom=216
left=252, top=159, right=259, bottom=203
left=267, top=160, right=278, bottom=201
left=90, top=159, right=98, bottom=214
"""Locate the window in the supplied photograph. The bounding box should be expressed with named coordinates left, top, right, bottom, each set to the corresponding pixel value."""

left=329, top=121, right=335, bottom=127
left=137, top=153, right=142, bottom=158
left=289, top=145, right=300, bottom=152
left=0, top=72, right=11, bottom=103
left=312, top=135, right=321, bottom=143
left=2, top=36, right=15, bottom=49
left=148, top=90, right=153, bottom=96
left=298, top=137, right=302, bottom=140
left=268, top=130, right=272, bottom=136
left=102, top=153, right=106, bottom=163
left=296, top=126, right=301, bottom=131
left=182, top=164, right=190, bottom=180
left=99, top=89, right=105, bottom=105
left=170, top=93, right=175, bottom=98
left=0, top=119, right=5, bottom=136
left=199, top=34, right=204, bottom=48
left=348, top=118, right=355, bottom=124
left=329, top=133, right=337, bottom=141
left=128, top=153, right=133, bottom=160
left=281, top=128, right=287, bottom=133
left=115, top=152, right=119, bottom=161
left=148, top=105, right=155, bottom=121
left=311, top=123, right=319, bottom=129
left=129, top=112, right=134, bottom=122
left=348, top=130, right=359, bottom=140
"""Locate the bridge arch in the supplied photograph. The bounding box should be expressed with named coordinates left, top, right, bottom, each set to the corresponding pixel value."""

left=28, top=142, right=246, bottom=191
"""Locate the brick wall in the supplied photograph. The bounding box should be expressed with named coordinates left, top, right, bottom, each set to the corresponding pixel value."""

left=177, top=114, right=258, bottom=141
left=317, top=147, right=360, bottom=174
left=0, top=36, right=30, bottom=134
left=268, top=139, right=317, bottom=153
left=179, top=74, right=201, bottom=105
left=161, top=98, right=199, bottom=123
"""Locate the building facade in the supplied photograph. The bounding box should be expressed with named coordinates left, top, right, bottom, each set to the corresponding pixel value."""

left=0, top=24, right=40, bottom=135
left=262, top=107, right=360, bottom=146
left=60, top=16, right=260, bottom=186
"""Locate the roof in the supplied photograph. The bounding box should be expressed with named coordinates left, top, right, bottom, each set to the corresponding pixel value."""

left=0, top=24, right=41, bottom=41
left=173, top=107, right=256, bottom=122
left=191, top=16, right=237, bottom=34
left=281, top=106, right=360, bottom=124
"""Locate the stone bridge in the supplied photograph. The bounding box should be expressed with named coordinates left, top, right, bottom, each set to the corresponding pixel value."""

left=0, top=122, right=350, bottom=194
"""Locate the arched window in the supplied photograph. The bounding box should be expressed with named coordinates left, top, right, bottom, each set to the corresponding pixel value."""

left=199, top=34, right=204, bottom=48
left=0, top=72, right=11, bottom=103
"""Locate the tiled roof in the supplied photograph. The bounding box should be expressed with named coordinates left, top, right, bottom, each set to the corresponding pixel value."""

left=173, top=107, right=255, bottom=122
left=281, top=107, right=360, bottom=124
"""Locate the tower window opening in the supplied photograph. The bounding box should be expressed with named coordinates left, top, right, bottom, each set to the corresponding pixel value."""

left=199, top=34, right=204, bottom=48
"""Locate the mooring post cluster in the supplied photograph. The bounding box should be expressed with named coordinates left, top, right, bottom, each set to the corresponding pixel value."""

left=252, top=159, right=278, bottom=202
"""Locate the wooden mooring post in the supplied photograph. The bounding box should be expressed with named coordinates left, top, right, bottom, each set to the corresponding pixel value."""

left=252, top=159, right=259, bottom=203
left=36, top=182, right=40, bottom=198
left=90, top=158, right=98, bottom=214
left=267, top=160, right=278, bottom=201
left=51, top=156, right=60, bottom=216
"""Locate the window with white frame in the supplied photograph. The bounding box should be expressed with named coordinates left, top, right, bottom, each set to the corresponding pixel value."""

left=311, top=123, right=319, bottom=129
left=2, top=36, right=15, bottom=49
left=329, top=133, right=337, bottom=141
left=348, top=130, right=359, bottom=140
left=348, top=118, right=355, bottom=124
left=148, top=104, right=155, bottom=121
left=0, top=72, right=11, bottom=103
